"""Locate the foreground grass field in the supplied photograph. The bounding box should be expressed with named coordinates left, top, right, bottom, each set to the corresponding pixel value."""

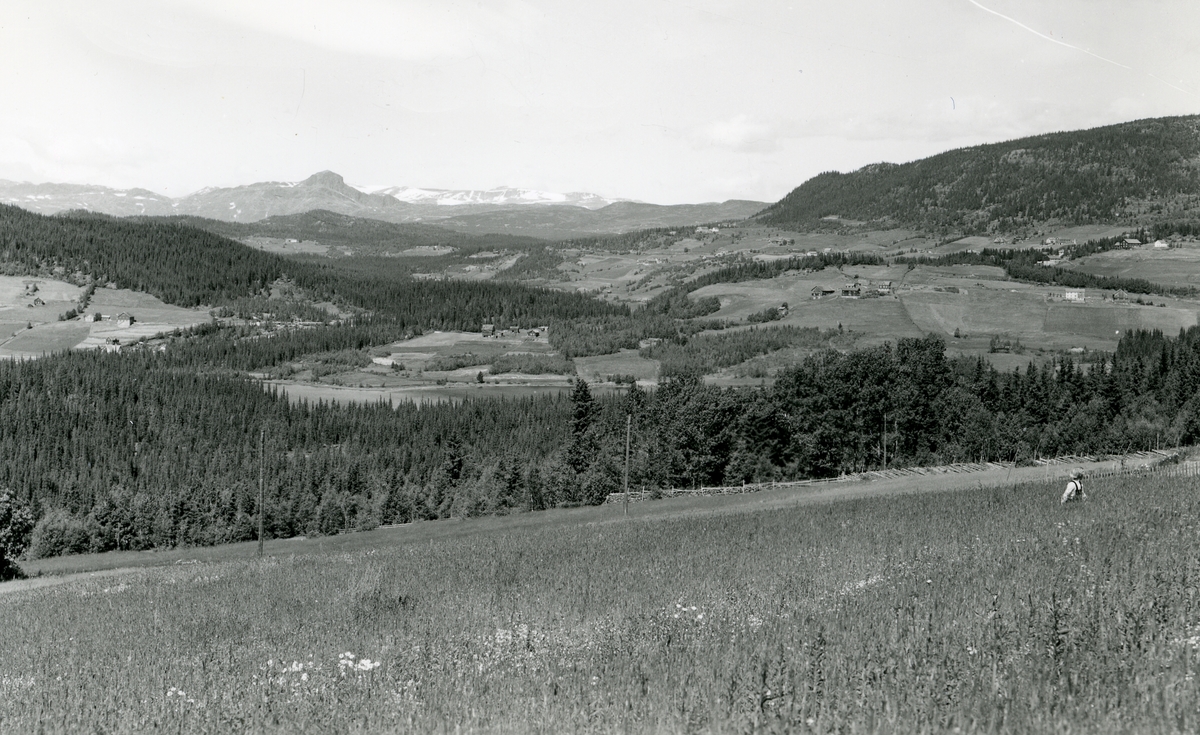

left=3, top=473, right=1199, bottom=733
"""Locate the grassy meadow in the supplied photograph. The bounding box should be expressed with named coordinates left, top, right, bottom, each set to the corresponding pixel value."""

left=3, top=473, right=1200, bottom=733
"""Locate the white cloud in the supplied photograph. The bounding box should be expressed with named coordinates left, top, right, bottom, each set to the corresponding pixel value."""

left=179, top=0, right=539, bottom=62
left=690, top=115, right=779, bottom=153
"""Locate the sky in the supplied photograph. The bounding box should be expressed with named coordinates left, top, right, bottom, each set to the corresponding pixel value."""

left=0, top=1, right=1197, bottom=205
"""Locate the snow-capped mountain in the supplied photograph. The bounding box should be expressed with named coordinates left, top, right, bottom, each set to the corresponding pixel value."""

left=370, top=185, right=628, bottom=210
left=0, top=172, right=766, bottom=237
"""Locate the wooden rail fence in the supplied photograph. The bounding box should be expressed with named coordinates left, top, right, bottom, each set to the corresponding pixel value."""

left=605, top=449, right=1192, bottom=505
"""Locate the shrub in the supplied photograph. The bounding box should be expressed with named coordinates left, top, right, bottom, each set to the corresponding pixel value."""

left=489, top=354, right=575, bottom=375
left=27, top=509, right=92, bottom=559
left=746, top=306, right=783, bottom=323
left=0, top=490, right=34, bottom=580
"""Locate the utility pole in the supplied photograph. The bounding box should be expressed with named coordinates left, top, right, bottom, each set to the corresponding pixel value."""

left=258, top=427, right=265, bottom=557
left=623, top=414, right=632, bottom=516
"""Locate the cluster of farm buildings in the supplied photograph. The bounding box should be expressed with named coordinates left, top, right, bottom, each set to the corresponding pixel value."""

left=810, top=281, right=894, bottom=300
left=480, top=324, right=549, bottom=338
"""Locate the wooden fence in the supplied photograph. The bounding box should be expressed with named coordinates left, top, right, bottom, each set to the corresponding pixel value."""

left=605, top=449, right=1192, bottom=505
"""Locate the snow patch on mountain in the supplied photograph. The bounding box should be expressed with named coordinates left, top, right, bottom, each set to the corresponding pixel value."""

left=370, top=185, right=629, bottom=210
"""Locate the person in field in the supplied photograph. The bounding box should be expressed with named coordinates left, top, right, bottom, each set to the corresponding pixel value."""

left=1060, top=469, right=1086, bottom=504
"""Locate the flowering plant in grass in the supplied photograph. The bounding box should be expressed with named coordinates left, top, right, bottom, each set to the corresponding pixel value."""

left=337, top=652, right=381, bottom=674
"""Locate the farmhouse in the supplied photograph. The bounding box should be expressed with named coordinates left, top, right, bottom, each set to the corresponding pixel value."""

left=811, top=286, right=836, bottom=300
left=840, top=284, right=861, bottom=299
left=875, top=281, right=893, bottom=295
left=1123, top=238, right=1142, bottom=246
left=1063, top=290, right=1086, bottom=303
left=116, top=313, right=135, bottom=328
left=1112, top=290, right=1130, bottom=303
left=481, top=323, right=495, bottom=336
left=1154, top=240, right=1170, bottom=249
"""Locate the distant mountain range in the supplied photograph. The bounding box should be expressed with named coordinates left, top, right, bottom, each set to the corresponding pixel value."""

left=370, top=185, right=624, bottom=210
left=433, top=200, right=769, bottom=240
left=0, top=171, right=766, bottom=238
left=758, top=115, right=1200, bottom=234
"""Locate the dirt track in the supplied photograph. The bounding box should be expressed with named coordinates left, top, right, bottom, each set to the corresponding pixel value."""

left=0, top=567, right=140, bottom=596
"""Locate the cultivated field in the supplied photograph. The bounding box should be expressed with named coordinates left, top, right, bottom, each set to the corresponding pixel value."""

left=1065, top=246, right=1200, bottom=290
left=243, top=236, right=330, bottom=256
left=267, top=380, right=580, bottom=407
left=261, top=330, right=589, bottom=405
left=574, top=349, right=660, bottom=383
left=3, top=469, right=1199, bottom=732
left=0, top=276, right=212, bottom=358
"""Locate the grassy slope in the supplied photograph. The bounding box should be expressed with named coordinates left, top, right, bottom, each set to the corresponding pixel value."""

left=3, top=469, right=1199, bottom=733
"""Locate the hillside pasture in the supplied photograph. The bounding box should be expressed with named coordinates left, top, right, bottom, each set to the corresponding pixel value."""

left=902, top=287, right=1197, bottom=352
left=0, top=277, right=211, bottom=357
left=0, top=321, right=92, bottom=357
left=940, top=235, right=996, bottom=253
left=0, top=275, right=85, bottom=353
left=902, top=288, right=1049, bottom=342
left=899, top=264, right=1009, bottom=282
left=690, top=274, right=831, bottom=321
left=382, top=330, right=555, bottom=370
left=787, top=297, right=925, bottom=345
left=4, top=469, right=1200, bottom=732
left=1064, top=247, right=1200, bottom=290
left=1044, top=301, right=1196, bottom=341
left=1049, top=224, right=1130, bottom=242
left=840, top=264, right=912, bottom=283
left=265, top=330, right=576, bottom=404
left=0, top=321, right=28, bottom=339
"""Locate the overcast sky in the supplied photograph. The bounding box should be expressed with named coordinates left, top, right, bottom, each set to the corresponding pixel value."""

left=0, top=1, right=1197, bottom=204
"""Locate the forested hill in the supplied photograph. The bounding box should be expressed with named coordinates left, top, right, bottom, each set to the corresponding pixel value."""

left=757, top=115, right=1200, bottom=233
left=0, top=203, right=625, bottom=328
left=138, top=210, right=548, bottom=253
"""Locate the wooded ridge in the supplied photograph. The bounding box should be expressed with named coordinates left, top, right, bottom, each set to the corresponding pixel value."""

left=758, top=116, right=1200, bottom=233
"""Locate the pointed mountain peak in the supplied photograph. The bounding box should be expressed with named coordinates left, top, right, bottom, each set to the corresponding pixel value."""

left=301, top=171, right=347, bottom=188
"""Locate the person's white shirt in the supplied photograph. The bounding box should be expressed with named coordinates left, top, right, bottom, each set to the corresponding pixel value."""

left=1061, top=473, right=1086, bottom=504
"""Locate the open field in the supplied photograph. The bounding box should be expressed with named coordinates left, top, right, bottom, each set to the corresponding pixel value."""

left=681, top=256, right=1200, bottom=360
left=1065, top=246, right=1200, bottom=290
left=265, top=378, right=630, bottom=406
left=261, top=330, right=578, bottom=404
left=574, top=349, right=660, bottom=383
left=385, top=330, right=553, bottom=358
left=0, top=321, right=92, bottom=356
left=4, top=467, right=1200, bottom=732
left=265, top=380, right=567, bottom=406
left=243, top=236, right=330, bottom=256
left=0, top=276, right=212, bottom=358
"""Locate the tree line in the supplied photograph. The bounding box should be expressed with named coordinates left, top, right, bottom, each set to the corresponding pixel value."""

left=906, top=237, right=1197, bottom=298
left=8, top=327, right=1200, bottom=561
